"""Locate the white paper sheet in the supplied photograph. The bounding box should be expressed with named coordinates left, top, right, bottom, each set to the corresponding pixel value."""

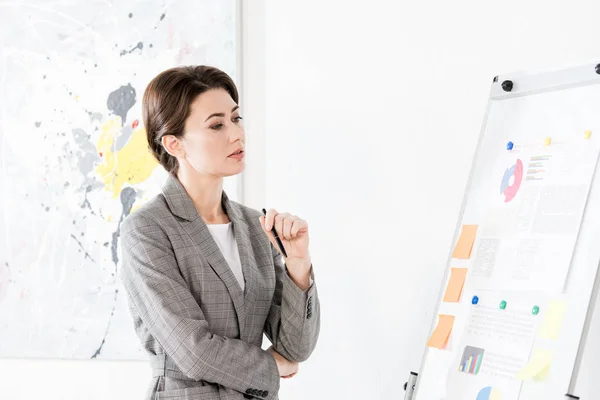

left=469, top=142, right=600, bottom=293
left=445, top=300, right=540, bottom=400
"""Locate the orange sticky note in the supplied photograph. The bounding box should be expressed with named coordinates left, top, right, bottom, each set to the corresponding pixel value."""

left=452, top=225, right=478, bottom=259
left=427, top=315, right=455, bottom=349
left=443, top=268, right=468, bottom=302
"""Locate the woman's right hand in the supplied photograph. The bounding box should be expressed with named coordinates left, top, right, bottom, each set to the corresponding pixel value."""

left=268, top=346, right=299, bottom=378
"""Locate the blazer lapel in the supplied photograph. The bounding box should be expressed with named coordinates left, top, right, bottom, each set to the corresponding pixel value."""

left=162, top=175, right=246, bottom=336
left=222, top=193, right=259, bottom=340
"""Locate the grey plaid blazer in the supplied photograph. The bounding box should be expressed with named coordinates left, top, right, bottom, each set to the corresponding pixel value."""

left=120, top=175, right=320, bottom=400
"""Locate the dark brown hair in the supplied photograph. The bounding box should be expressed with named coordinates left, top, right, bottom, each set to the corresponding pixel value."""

left=142, top=65, right=239, bottom=174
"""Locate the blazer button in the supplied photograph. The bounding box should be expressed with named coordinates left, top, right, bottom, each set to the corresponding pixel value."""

left=246, top=389, right=253, bottom=394
left=256, top=390, right=264, bottom=397
left=262, top=390, right=269, bottom=397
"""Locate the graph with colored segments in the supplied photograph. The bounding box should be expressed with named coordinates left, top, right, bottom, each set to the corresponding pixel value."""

left=500, top=159, right=523, bottom=202
left=476, top=386, right=501, bottom=400
left=459, top=346, right=485, bottom=375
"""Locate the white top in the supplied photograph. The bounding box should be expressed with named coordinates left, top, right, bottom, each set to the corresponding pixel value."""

left=206, top=223, right=245, bottom=291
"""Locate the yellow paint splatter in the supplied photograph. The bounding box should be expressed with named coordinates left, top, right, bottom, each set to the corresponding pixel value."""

left=74, top=95, right=79, bottom=101
left=95, top=117, right=158, bottom=198
left=107, top=215, right=112, bottom=222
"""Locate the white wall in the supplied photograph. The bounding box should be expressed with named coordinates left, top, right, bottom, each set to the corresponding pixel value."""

left=243, top=1, right=600, bottom=399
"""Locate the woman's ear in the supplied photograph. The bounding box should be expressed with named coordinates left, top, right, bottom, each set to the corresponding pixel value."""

left=161, top=135, right=185, bottom=158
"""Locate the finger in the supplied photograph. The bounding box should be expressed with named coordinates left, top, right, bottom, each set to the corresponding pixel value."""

left=274, top=213, right=291, bottom=238
left=265, top=209, right=278, bottom=231
left=260, top=216, right=278, bottom=248
left=283, top=216, right=299, bottom=240
left=290, top=219, right=308, bottom=237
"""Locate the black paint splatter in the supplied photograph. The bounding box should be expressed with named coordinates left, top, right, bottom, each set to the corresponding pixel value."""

left=128, top=12, right=133, bottom=18
left=107, top=83, right=136, bottom=125
left=160, top=13, right=166, bottom=21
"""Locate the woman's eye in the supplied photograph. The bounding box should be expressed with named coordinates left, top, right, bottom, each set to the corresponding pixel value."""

left=233, top=116, right=243, bottom=123
left=210, top=124, right=223, bottom=130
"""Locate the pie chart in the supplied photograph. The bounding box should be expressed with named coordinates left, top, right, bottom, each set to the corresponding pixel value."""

left=500, top=158, right=523, bottom=202
left=476, top=386, right=501, bottom=400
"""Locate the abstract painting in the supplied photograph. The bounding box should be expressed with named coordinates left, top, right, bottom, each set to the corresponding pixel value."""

left=0, top=0, right=238, bottom=360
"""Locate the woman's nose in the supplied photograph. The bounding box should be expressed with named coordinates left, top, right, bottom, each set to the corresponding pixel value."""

left=230, top=122, right=245, bottom=140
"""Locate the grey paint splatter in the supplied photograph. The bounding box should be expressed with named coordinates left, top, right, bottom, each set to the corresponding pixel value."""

left=119, top=41, right=143, bottom=57
left=72, top=128, right=100, bottom=177
left=84, top=111, right=103, bottom=123
left=90, top=288, right=118, bottom=359
left=115, top=125, right=132, bottom=151
left=35, top=121, right=41, bottom=128
left=80, top=185, right=95, bottom=215
left=107, top=84, right=136, bottom=126
left=111, top=187, right=136, bottom=265
left=92, top=187, right=136, bottom=359
left=70, top=234, right=96, bottom=263
left=160, top=13, right=166, bottom=21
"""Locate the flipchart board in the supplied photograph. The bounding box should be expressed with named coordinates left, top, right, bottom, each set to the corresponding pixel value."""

left=413, top=63, right=600, bottom=400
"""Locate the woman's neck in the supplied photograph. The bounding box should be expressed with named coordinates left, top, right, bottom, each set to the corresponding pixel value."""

left=176, top=169, right=229, bottom=224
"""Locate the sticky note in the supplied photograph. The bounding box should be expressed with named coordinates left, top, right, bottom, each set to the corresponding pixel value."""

left=516, top=348, right=553, bottom=381
left=539, top=300, right=566, bottom=340
left=427, top=315, right=455, bottom=349
left=452, top=225, right=478, bottom=259
left=544, top=137, right=552, bottom=146
left=443, top=268, right=468, bottom=302
left=585, top=130, right=592, bottom=140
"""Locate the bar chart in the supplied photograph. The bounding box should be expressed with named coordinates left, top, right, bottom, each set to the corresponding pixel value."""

left=459, top=346, right=485, bottom=375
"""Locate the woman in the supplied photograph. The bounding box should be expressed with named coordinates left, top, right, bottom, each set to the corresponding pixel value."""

left=120, top=66, right=320, bottom=400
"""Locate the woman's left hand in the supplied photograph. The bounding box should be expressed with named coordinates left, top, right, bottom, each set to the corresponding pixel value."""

left=260, top=209, right=312, bottom=282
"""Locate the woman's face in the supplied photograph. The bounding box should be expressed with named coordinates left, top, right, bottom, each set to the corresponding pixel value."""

left=179, top=88, right=245, bottom=177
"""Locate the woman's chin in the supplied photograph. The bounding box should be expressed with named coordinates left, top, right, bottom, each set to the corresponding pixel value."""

left=222, top=164, right=245, bottom=177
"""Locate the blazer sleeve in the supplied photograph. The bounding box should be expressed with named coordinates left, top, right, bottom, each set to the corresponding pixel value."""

left=263, top=243, right=321, bottom=363
left=120, top=213, right=280, bottom=399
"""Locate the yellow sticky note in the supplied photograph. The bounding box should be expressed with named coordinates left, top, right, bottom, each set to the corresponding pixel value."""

left=426, top=315, right=455, bottom=349
left=516, top=348, right=553, bottom=381
left=544, top=137, right=552, bottom=146
left=539, top=300, right=567, bottom=340
left=585, top=130, right=592, bottom=140
left=452, top=225, right=478, bottom=259
left=443, top=268, right=468, bottom=303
